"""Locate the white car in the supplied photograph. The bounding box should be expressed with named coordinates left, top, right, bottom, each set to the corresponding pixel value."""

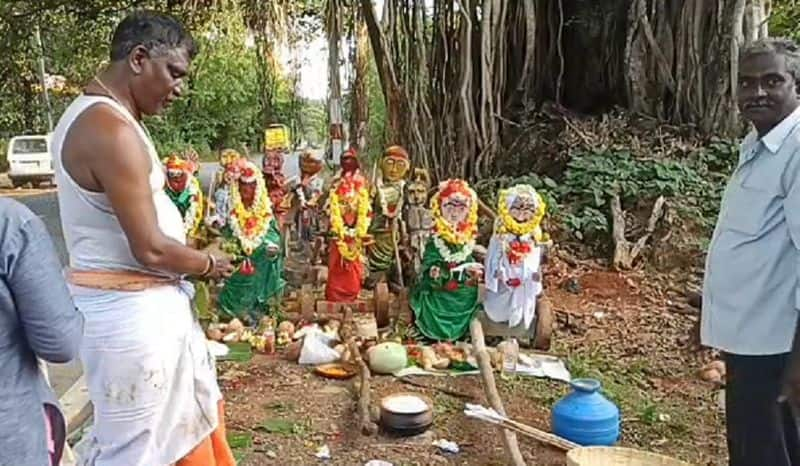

left=7, top=134, right=54, bottom=188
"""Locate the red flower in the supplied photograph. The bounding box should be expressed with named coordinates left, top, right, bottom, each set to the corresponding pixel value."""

left=245, top=216, right=258, bottom=230
left=239, top=259, right=255, bottom=276
left=506, top=278, right=522, bottom=288
left=445, top=280, right=459, bottom=292
left=447, top=262, right=458, bottom=270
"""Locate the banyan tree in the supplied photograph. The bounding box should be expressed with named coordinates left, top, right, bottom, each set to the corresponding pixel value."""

left=354, top=0, right=770, bottom=181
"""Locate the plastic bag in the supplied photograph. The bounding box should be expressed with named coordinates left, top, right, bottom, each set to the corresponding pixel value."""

left=298, top=331, right=340, bottom=365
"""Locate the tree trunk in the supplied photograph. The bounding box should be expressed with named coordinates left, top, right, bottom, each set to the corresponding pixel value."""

left=326, top=0, right=345, bottom=162
left=350, top=7, right=370, bottom=151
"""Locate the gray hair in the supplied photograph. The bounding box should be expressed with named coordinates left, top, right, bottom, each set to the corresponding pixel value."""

left=740, top=37, right=800, bottom=81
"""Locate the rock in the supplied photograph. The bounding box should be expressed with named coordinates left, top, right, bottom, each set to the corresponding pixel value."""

left=0, top=173, right=11, bottom=189
left=563, top=277, right=581, bottom=294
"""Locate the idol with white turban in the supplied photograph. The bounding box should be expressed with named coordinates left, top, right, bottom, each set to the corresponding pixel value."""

left=483, top=185, right=549, bottom=329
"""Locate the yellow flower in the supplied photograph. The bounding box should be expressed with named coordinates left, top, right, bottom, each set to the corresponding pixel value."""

left=496, top=186, right=549, bottom=243
left=329, top=178, right=371, bottom=262
left=430, top=180, right=478, bottom=246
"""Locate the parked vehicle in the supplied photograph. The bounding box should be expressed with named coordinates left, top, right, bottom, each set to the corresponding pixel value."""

left=7, top=134, right=54, bottom=188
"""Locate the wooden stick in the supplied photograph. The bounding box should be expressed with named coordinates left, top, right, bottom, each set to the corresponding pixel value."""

left=469, top=319, right=526, bottom=466
left=349, top=339, right=378, bottom=436
left=399, top=376, right=475, bottom=400
left=498, top=417, right=579, bottom=451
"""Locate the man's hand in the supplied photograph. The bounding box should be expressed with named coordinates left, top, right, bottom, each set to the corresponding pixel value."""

left=206, top=254, right=235, bottom=280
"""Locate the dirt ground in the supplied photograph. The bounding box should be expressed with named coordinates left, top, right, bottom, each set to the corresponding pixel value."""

left=221, top=254, right=724, bottom=465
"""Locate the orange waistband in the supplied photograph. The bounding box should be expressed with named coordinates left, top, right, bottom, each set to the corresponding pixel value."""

left=66, top=269, right=179, bottom=292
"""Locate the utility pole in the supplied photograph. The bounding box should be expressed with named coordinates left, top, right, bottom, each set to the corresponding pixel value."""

left=34, top=24, right=54, bottom=132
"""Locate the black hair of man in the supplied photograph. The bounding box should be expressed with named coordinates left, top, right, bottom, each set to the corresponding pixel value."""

left=110, top=11, right=198, bottom=62
left=740, top=37, right=800, bottom=82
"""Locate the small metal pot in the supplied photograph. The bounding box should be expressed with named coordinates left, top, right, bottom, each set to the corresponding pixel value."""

left=379, top=393, right=434, bottom=436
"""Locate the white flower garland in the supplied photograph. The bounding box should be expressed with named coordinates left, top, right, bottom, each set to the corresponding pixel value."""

left=433, top=235, right=475, bottom=264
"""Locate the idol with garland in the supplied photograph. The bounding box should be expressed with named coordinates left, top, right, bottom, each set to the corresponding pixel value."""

left=293, top=149, right=326, bottom=261
left=163, top=154, right=204, bottom=246
left=218, top=160, right=286, bottom=322
left=367, top=145, right=410, bottom=284
left=324, top=149, right=372, bottom=302
left=483, top=184, right=550, bottom=330
left=206, top=148, right=242, bottom=231
left=404, top=168, right=433, bottom=278
left=262, top=148, right=289, bottom=226
left=410, top=179, right=483, bottom=342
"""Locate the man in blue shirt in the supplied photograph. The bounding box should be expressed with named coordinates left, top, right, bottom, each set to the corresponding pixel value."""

left=702, top=38, right=800, bottom=465
left=0, top=198, right=84, bottom=465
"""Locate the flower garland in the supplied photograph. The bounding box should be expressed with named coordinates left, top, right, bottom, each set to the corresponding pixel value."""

left=183, top=176, right=204, bottom=238
left=430, top=180, right=479, bottom=246
left=329, top=176, right=371, bottom=262
left=495, top=185, right=550, bottom=265
left=229, top=174, right=272, bottom=256
left=496, top=186, right=547, bottom=240
left=433, top=235, right=475, bottom=264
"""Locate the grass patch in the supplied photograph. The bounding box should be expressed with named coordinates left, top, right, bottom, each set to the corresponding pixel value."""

left=560, top=346, right=693, bottom=446
left=220, top=342, right=253, bottom=363
left=227, top=431, right=252, bottom=463
left=259, top=418, right=312, bottom=437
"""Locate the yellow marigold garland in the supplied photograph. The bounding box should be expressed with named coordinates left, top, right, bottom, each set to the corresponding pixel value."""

left=229, top=174, right=272, bottom=256
left=329, top=178, right=371, bottom=262
left=184, top=177, right=204, bottom=239
left=496, top=186, right=548, bottom=243
left=430, top=180, right=479, bottom=246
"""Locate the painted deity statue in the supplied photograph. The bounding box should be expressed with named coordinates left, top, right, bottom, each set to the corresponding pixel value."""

left=324, top=149, right=372, bottom=302
left=403, top=168, right=433, bottom=279
left=206, top=148, right=242, bottom=231
left=218, top=160, right=286, bottom=322
left=294, top=149, right=326, bottom=261
left=164, top=154, right=204, bottom=245
left=262, top=148, right=289, bottom=226
left=483, top=185, right=550, bottom=329
left=367, top=145, right=410, bottom=283
left=410, top=179, right=483, bottom=342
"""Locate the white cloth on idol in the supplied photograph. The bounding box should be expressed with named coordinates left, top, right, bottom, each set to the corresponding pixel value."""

left=52, top=94, right=222, bottom=466
left=483, top=233, right=543, bottom=329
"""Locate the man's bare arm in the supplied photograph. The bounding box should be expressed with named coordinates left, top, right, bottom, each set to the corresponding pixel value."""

left=72, top=107, right=227, bottom=277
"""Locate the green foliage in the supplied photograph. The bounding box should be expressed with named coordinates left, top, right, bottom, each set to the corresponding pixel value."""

left=769, top=1, right=800, bottom=42
left=0, top=1, right=315, bottom=157
left=478, top=140, right=738, bottom=248
left=146, top=6, right=261, bottom=155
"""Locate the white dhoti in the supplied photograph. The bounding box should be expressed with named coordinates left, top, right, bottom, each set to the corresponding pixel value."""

left=74, top=282, right=220, bottom=466
left=484, top=235, right=543, bottom=329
